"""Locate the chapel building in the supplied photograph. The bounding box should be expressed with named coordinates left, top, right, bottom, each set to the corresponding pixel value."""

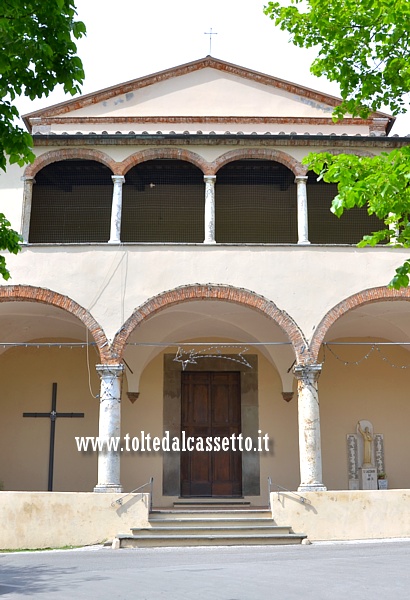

left=1, top=56, right=409, bottom=506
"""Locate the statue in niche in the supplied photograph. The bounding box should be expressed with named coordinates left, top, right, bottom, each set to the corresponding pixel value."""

left=357, top=420, right=374, bottom=468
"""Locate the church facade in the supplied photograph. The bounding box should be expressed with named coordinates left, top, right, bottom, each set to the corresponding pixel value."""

left=1, top=56, right=410, bottom=510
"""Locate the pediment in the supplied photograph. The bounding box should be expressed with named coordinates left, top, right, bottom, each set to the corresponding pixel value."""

left=23, top=56, right=393, bottom=135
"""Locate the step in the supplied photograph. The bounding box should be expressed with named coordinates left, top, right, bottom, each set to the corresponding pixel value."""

left=150, top=509, right=273, bottom=520
left=116, top=532, right=307, bottom=548
left=130, top=525, right=293, bottom=536
left=173, top=499, right=251, bottom=506
left=143, top=517, right=282, bottom=529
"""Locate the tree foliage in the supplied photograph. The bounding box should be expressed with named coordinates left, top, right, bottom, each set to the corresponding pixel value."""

left=264, top=0, right=410, bottom=119
left=264, top=0, right=410, bottom=288
left=0, top=0, right=86, bottom=279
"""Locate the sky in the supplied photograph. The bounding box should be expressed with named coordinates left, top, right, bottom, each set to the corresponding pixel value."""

left=16, top=0, right=410, bottom=135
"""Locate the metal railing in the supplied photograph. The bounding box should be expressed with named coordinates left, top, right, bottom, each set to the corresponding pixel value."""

left=268, top=477, right=311, bottom=505
left=111, top=477, right=154, bottom=510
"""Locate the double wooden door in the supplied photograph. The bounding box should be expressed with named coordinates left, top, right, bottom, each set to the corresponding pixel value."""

left=181, top=371, right=242, bottom=497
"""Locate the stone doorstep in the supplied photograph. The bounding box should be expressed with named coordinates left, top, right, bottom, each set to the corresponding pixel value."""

left=149, top=509, right=273, bottom=520
left=173, top=499, right=251, bottom=506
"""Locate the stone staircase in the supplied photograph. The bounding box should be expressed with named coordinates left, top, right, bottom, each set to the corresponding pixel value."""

left=114, top=502, right=307, bottom=548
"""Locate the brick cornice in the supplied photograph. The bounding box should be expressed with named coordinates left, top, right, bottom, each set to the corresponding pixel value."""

left=111, top=284, right=308, bottom=362
left=29, top=116, right=375, bottom=127
left=0, top=285, right=111, bottom=363
left=309, top=286, right=410, bottom=362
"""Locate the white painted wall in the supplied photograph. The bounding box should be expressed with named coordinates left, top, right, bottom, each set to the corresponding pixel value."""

left=3, top=244, right=407, bottom=342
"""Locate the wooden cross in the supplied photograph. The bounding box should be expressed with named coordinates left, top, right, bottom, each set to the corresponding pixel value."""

left=23, top=382, right=84, bottom=491
left=204, top=27, right=218, bottom=55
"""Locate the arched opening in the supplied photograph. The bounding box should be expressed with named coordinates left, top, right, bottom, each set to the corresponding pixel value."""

left=111, top=284, right=305, bottom=503
left=215, top=160, right=297, bottom=243
left=313, top=295, right=410, bottom=491
left=30, top=160, right=113, bottom=243
left=121, top=160, right=205, bottom=242
left=307, top=171, right=383, bottom=244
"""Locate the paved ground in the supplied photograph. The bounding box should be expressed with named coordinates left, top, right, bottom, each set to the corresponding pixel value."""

left=1, top=540, right=410, bottom=599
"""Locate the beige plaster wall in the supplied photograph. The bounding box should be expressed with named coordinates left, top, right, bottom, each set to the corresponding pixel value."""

left=0, top=491, right=149, bottom=550
left=0, top=344, right=100, bottom=492
left=318, top=339, right=410, bottom=490
left=271, top=490, right=410, bottom=541
left=67, top=69, right=336, bottom=119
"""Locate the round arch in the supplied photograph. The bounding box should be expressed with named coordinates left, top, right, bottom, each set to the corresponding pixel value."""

left=309, top=286, right=410, bottom=362
left=211, top=148, right=306, bottom=177
left=120, top=148, right=210, bottom=176
left=24, top=148, right=119, bottom=178
left=111, top=283, right=308, bottom=363
left=0, top=285, right=112, bottom=363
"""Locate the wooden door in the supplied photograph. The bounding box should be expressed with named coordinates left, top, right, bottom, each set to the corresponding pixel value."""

left=181, top=371, right=242, bottom=497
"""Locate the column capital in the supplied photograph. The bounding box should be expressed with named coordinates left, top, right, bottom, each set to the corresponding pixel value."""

left=204, top=174, right=216, bottom=181
left=96, top=363, right=124, bottom=378
left=294, top=175, right=308, bottom=183
left=293, top=363, right=322, bottom=380
left=21, top=175, right=36, bottom=182
left=111, top=175, right=125, bottom=184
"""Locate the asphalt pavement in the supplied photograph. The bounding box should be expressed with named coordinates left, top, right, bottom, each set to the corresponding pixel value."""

left=1, top=539, right=410, bottom=599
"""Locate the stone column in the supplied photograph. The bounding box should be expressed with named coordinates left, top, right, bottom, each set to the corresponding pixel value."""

left=293, top=364, right=326, bottom=491
left=21, top=176, right=36, bottom=243
left=203, top=175, right=216, bottom=244
left=295, top=176, right=310, bottom=245
left=94, top=364, right=124, bottom=493
left=108, top=175, right=125, bottom=244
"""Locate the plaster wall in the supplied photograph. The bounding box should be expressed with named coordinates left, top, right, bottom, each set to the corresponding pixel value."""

left=2, top=244, right=408, bottom=342
left=271, top=490, right=410, bottom=541
left=67, top=69, right=336, bottom=119
left=318, top=340, right=410, bottom=491
left=0, top=491, right=149, bottom=550
left=0, top=344, right=99, bottom=492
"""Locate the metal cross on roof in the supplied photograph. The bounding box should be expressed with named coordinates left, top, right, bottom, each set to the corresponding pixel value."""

left=204, top=27, right=218, bottom=55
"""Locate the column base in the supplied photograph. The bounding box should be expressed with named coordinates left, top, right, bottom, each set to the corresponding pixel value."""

left=93, top=484, right=123, bottom=493
left=203, top=240, right=217, bottom=244
left=297, top=240, right=311, bottom=245
left=107, top=239, right=121, bottom=244
left=298, top=484, right=327, bottom=492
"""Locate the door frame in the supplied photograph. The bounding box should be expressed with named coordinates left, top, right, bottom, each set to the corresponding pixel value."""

left=163, top=353, right=259, bottom=497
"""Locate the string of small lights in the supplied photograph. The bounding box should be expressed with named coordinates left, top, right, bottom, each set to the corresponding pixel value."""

left=323, top=343, right=410, bottom=369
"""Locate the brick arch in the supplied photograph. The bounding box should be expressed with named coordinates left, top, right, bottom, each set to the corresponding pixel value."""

left=24, top=148, right=119, bottom=178
left=111, top=284, right=309, bottom=363
left=211, top=149, right=306, bottom=177
left=310, top=286, right=410, bottom=362
left=120, top=148, right=210, bottom=176
left=0, top=285, right=112, bottom=363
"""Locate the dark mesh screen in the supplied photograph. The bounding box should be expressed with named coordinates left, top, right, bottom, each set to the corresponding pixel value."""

left=122, top=160, right=204, bottom=242
left=307, top=172, right=383, bottom=244
left=30, top=160, right=112, bottom=243
left=215, top=160, right=297, bottom=243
